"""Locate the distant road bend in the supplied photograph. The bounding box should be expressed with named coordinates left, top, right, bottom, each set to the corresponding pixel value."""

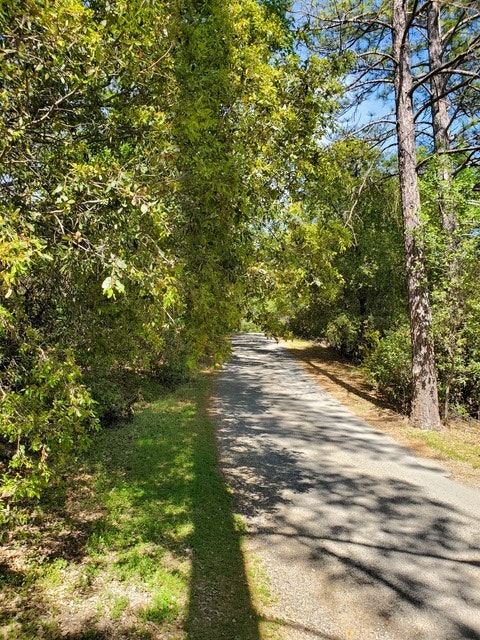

left=212, top=333, right=480, bottom=640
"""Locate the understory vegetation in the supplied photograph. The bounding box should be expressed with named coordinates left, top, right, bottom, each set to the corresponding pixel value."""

left=251, top=149, right=480, bottom=420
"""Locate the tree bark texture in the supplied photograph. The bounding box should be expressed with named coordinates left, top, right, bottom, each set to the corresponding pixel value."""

left=427, top=0, right=458, bottom=236
left=392, top=0, right=442, bottom=430
left=427, top=0, right=463, bottom=422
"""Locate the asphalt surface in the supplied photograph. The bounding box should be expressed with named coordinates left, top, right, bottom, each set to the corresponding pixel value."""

left=212, top=333, right=480, bottom=640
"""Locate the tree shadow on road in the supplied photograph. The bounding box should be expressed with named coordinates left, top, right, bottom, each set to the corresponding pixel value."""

left=287, top=343, right=399, bottom=412
left=214, top=333, right=480, bottom=640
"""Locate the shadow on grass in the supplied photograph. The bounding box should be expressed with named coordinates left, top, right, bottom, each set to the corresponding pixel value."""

left=89, top=376, right=260, bottom=638
left=185, top=381, right=260, bottom=640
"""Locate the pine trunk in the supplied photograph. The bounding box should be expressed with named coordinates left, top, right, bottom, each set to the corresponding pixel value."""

left=427, top=0, right=463, bottom=422
left=392, top=0, right=442, bottom=430
left=427, top=0, right=458, bottom=236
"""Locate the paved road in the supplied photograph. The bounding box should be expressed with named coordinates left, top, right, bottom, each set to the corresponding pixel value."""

left=212, top=334, right=480, bottom=640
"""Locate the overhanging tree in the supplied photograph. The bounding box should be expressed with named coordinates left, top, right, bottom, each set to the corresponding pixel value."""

left=3, top=0, right=342, bottom=518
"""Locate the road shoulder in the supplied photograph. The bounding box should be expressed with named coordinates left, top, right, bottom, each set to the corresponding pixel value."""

left=283, top=339, right=480, bottom=490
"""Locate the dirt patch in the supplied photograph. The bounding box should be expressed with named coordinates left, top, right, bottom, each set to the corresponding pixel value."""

left=285, top=341, right=480, bottom=490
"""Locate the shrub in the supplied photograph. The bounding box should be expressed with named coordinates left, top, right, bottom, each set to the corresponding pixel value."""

left=325, top=313, right=362, bottom=357
left=0, top=342, right=99, bottom=525
left=363, top=324, right=412, bottom=409
left=151, top=330, right=191, bottom=386
left=86, top=372, right=139, bottom=426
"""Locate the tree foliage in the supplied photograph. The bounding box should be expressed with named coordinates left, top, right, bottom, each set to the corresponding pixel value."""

left=2, top=0, right=480, bottom=522
left=2, top=0, right=335, bottom=520
left=290, top=0, right=480, bottom=430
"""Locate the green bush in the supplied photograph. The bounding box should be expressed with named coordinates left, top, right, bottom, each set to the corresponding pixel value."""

left=325, top=313, right=362, bottom=357
left=151, top=330, right=191, bottom=387
left=363, top=324, right=412, bottom=409
left=324, top=313, right=380, bottom=360
left=0, top=337, right=99, bottom=525
left=86, top=372, right=140, bottom=426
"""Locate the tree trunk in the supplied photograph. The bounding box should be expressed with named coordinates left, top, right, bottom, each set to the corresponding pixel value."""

left=427, top=0, right=458, bottom=236
left=392, top=0, right=442, bottom=430
left=427, top=0, right=463, bottom=421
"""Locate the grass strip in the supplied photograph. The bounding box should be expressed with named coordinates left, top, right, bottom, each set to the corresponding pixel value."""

left=406, top=429, right=480, bottom=469
left=0, top=373, right=261, bottom=640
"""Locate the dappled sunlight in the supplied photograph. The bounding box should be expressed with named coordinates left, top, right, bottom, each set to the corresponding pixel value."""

left=214, top=333, right=480, bottom=640
left=185, top=409, right=260, bottom=639
left=0, top=377, right=261, bottom=639
left=286, top=341, right=480, bottom=484
left=286, top=342, right=397, bottom=412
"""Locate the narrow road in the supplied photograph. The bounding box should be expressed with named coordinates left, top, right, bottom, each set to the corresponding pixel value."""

left=212, top=333, right=480, bottom=640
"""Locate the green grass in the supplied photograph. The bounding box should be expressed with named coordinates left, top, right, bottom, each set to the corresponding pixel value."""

left=407, top=428, right=480, bottom=468
left=0, top=373, right=263, bottom=640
